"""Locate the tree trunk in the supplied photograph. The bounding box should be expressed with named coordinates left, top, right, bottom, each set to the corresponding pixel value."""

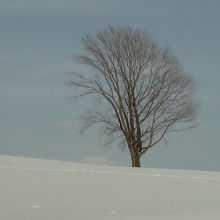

left=131, top=151, right=141, bottom=167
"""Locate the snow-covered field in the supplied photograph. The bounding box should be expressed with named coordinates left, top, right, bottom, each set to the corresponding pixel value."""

left=1, top=155, right=220, bottom=220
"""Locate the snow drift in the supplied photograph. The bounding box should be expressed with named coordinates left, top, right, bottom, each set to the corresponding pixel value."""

left=0, top=155, right=220, bottom=219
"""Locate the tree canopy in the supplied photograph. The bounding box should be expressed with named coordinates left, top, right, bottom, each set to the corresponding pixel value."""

left=69, top=26, right=197, bottom=167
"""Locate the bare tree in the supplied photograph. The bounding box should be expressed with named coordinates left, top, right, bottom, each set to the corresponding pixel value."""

left=69, top=26, right=197, bottom=167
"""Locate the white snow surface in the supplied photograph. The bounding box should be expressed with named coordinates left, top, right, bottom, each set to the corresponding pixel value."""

left=1, top=155, right=220, bottom=220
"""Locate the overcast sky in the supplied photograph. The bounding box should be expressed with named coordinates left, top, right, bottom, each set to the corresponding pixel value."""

left=1, top=0, right=220, bottom=170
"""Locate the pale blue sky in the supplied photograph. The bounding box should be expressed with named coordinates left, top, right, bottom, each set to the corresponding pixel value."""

left=1, top=0, right=220, bottom=170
